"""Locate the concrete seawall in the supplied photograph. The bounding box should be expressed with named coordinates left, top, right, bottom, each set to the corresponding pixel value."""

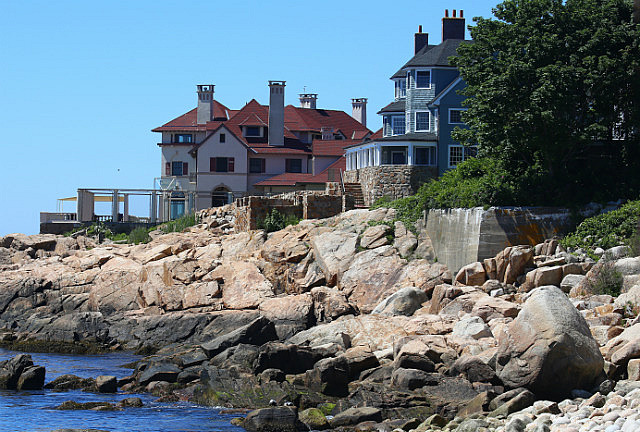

left=425, top=207, right=573, bottom=273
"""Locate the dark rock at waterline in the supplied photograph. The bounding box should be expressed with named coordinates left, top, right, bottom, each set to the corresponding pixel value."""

left=329, top=406, right=383, bottom=428
left=242, top=406, right=303, bottom=432
left=137, top=362, right=181, bottom=386
left=117, top=397, right=144, bottom=408
left=17, top=366, right=46, bottom=390
left=0, top=354, right=46, bottom=390
left=44, top=374, right=96, bottom=391
left=95, top=375, right=117, bottom=393
left=55, top=401, right=119, bottom=411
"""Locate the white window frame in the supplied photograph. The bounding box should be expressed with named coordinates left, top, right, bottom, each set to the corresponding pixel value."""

left=394, top=79, right=406, bottom=99
left=415, top=111, right=431, bottom=132
left=448, top=145, right=464, bottom=168
left=391, top=115, right=405, bottom=136
left=448, top=108, right=467, bottom=125
left=415, top=69, right=432, bottom=89
left=414, top=146, right=437, bottom=166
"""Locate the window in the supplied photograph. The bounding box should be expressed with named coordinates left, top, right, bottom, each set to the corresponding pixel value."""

left=249, top=158, right=266, bottom=173
left=381, top=147, right=408, bottom=165
left=415, top=112, right=430, bottom=131
left=209, top=157, right=235, bottom=172
left=415, top=147, right=436, bottom=165
left=174, top=134, right=193, bottom=143
left=220, top=133, right=226, bottom=143
left=416, top=70, right=431, bottom=88
left=449, top=145, right=477, bottom=167
left=285, top=159, right=302, bottom=173
left=449, top=109, right=465, bottom=124
left=245, top=126, right=261, bottom=137
left=395, top=79, right=406, bottom=99
left=392, top=115, right=405, bottom=135
left=170, top=161, right=188, bottom=176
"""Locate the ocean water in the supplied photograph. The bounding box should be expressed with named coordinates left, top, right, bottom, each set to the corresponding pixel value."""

left=0, top=348, right=244, bottom=432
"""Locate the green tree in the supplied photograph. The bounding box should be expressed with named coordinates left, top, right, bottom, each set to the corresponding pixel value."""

left=452, top=0, right=640, bottom=205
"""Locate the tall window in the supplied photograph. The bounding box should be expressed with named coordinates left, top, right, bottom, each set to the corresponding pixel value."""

left=220, top=133, right=226, bottom=143
left=415, top=147, right=436, bottom=165
left=415, top=112, right=430, bottom=131
left=174, top=134, right=193, bottom=143
left=249, top=158, right=265, bottom=173
left=170, top=161, right=188, bottom=176
left=395, top=79, right=406, bottom=99
left=209, top=157, right=235, bottom=172
left=285, top=159, right=302, bottom=173
left=449, top=109, right=465, bottom=124
left=415, top=70, right=431, bottom=88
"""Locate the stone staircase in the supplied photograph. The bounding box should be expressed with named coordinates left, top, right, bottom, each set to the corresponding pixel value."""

left=343, top=183, right=366, bottom=208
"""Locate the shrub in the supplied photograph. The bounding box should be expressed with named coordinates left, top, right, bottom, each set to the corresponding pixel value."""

left=585, top=255, right=623, bottom=297
left=257, top=209, right=300, bottom=233
left=128, top=227, right=151, bottom=244
left=160, top=214, right=198, bottom=233
left=561, top=200, right=640, bottom=251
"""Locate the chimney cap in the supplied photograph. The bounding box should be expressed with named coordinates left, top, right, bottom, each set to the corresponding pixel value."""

left=352, top=98, right=368, bottom=103
left=197, top=84, right=215, bottom=92
left=269, top=80, right=286, bottom=86
left=299, top=93, right=318, bottom=98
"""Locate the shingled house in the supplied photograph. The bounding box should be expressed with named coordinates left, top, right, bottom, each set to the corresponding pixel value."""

left=154, top=82, right=370, bottom=218
left=344, top=10, right=474, bottom=206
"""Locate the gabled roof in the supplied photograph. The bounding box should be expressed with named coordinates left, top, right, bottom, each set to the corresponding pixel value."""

left=391, top=39, right=469, bottom=78
left=378, top=100, right=406, bottom=114
left=152, top=100, right=232, bottom=132
left=430, top=77, right=464, bottom=106
left=254, top=157, right=345, bottom=187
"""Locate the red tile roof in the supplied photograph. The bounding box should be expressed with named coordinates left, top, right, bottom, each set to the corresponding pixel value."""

left=312, top=139, right=359, bottom=157
left=254, top=157, right=345, bottom=186
left=152, top=101, right=232, bottom=132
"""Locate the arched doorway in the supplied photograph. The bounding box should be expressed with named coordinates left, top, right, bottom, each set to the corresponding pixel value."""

left=211, top=186, right=230, bottom=207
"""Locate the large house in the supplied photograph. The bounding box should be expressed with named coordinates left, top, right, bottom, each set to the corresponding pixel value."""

left=344, top=10, right=474, bottom=205
left=153, top=82, right=371, bottom=219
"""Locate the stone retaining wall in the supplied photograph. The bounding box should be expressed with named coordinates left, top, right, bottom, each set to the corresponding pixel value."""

left=234, top=193, right=353, bottom=231
left=343, top=166, right=437, bottom=206
left=425, top=207, right=573, bottom=273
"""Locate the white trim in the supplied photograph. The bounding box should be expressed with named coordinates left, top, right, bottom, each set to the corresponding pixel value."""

left=414, top=111, right=431, bottom=132
left=431, top=77, right=464, bottom=106
left=448, top=108, right=467, bottom=124
left=448, top=144, right=464, bottom=168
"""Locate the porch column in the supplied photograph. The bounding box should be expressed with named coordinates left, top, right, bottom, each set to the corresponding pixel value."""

left=188, top=192, right=195, bottom=214
left=150, top=191, right=157, bottom=223
left=407, top=144, right=414, bottom=165
left=123, top=194, right=129, bottom=222
left=376, top=146, right=381, bottom=166
left=111, top=190, right=119, bottom=222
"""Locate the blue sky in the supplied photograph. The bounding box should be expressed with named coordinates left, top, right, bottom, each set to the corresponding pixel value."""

left=0, top=0, right=498, bottom=236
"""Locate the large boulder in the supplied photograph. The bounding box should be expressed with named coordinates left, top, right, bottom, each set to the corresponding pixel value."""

left=200, top=316, right=278, bottom=358
left=242, top=407, right=302, bottom=432
left=210, top=261, right=274, bottom=309
left=311, top=230, right=358, bottom=286
left=494, top=286, right=604, bottom=399
left=371, top=287, right=427, bottom=316
left=258, top=294, right=313, bottom=339
left=310, top=286, right=354, bottom=323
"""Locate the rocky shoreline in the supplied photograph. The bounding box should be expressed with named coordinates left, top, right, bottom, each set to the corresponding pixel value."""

left=1, top=207, right=640, bottom=431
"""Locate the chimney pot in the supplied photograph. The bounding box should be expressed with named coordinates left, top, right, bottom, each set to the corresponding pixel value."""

left=460, top=10, right=464, bottom=18
left=453, top=9, right=457, bottom=17
left=418, top=25, right=422, bottom=33
left=445, top=9, right=449, bottom=17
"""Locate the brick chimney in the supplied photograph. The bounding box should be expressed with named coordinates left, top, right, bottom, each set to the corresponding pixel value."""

left=442, top=9, right=465, bottom=41
left=414, top=25, right=429, bottom=54
left=351, top=98, right=367, bottom=127
left=196, top=84, right=215, bottom=124
left=299, top=93, right=318, bottom=109
left=268, top=81, right=286, bottom=146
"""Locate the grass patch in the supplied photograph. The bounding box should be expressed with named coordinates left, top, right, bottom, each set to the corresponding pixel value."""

left=158, top=213, right=198, bottom=233
left=584, top=255, right=624, bottom=297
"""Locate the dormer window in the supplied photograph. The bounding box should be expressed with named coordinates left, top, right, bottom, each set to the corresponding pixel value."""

left=416, top=70, right=431, bottom=88
left=244, top=126, right=262, bottom=137
left=383, top=115, right=406, bottom=136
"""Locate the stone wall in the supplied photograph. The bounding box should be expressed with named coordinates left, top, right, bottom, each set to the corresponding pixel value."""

left=234, top=193, right=352, bottom=232
left=343, top=166, right=437, bottom=206
left=424, top=207, right=573, bottom=273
